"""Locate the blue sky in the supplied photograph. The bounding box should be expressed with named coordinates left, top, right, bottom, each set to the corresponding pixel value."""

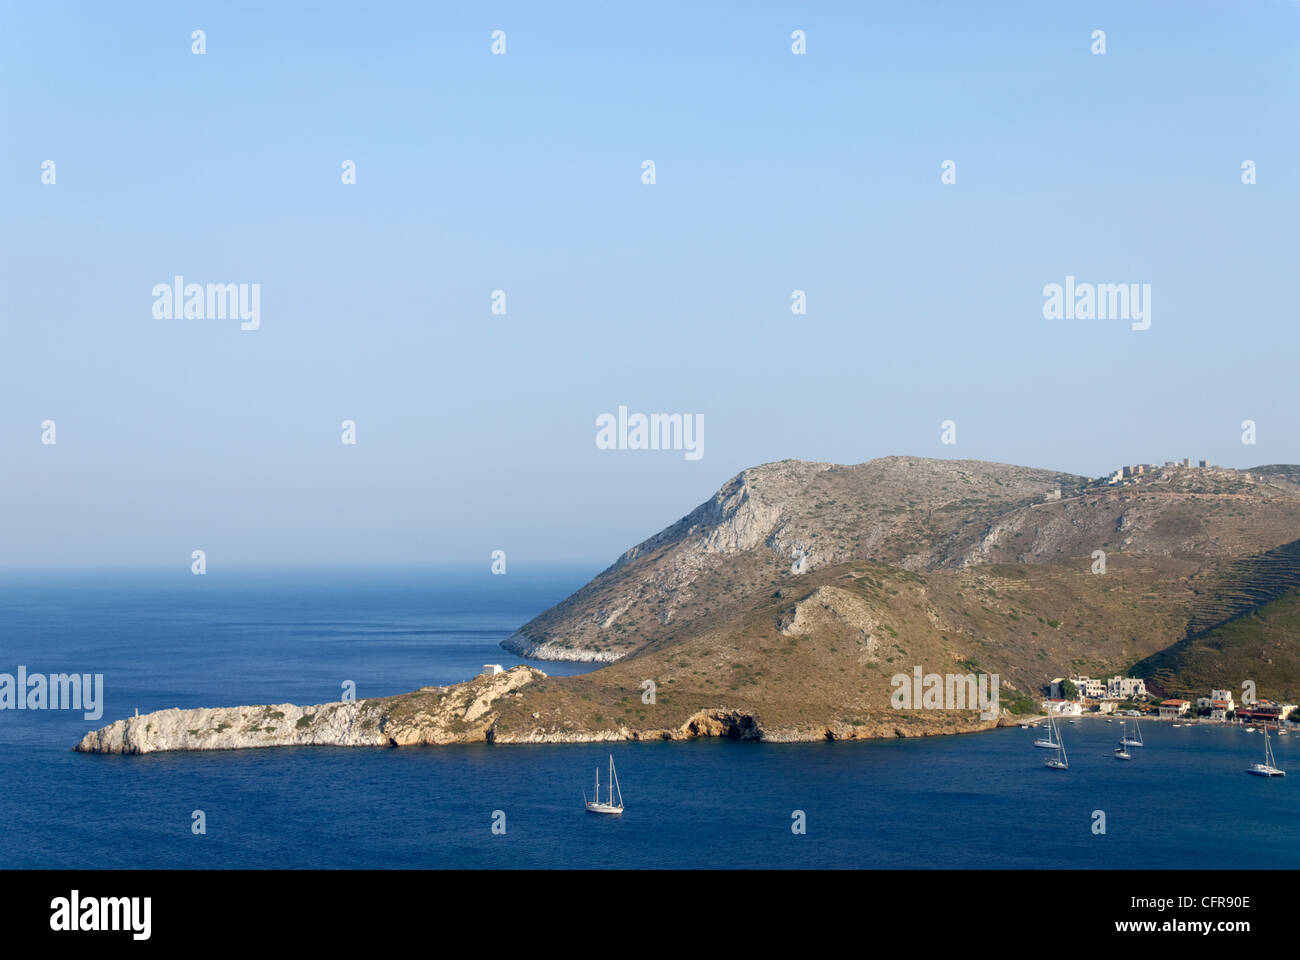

left=2, top=1, right=1297, bottom=568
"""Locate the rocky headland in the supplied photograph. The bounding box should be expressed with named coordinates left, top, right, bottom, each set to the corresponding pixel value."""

left=76, top=456, right=1300, bottom=754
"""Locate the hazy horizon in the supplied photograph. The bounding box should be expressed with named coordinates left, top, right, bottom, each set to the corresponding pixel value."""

left=4, top=1, right=1296, bottom=568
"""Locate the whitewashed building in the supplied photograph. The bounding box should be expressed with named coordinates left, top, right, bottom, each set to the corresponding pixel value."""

left=1107, top=676, right=1148, bottom=700
left=1071, top=676, right=1107, bottom=699
left=1041, top=699, right=1084, bottom=717
left=1199, top=690, right=1236, bottom=712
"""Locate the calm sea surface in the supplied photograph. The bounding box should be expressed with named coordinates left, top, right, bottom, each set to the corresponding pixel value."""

left=2, top=569, right=1296, bottom=869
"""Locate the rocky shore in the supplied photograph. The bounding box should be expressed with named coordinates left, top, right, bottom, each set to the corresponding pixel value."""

left=500, top=631, right=620, bottom=663
left=74, top=665, right=1002, bottom=754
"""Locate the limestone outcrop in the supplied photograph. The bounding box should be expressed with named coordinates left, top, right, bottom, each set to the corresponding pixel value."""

left=76, top=666, right=548, bottom=754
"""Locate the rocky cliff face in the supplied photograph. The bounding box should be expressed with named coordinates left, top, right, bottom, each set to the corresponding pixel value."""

left=505, top=456, right=1300, bottom=663
left=504, top=457, right=1076, bottom=660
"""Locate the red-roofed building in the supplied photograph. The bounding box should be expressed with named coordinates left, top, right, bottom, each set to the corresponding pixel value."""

left=1158, top=699, right=1190, bottom=720
left=1237, top=699, right=1294, bottom=725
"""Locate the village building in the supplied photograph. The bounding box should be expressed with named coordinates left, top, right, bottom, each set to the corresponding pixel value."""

left=1041, top=699, right=1083, bottom=717
left=1236, top=699, right=1294, bottom=725
left=1106, top=676, right=1148, bottom=700
left=1070, top=676, right=1107, bottom=699
left=1197, top=689, right=1236, bottom=713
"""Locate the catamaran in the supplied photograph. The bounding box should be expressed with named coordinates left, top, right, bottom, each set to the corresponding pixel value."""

left=1044, top=719, right=1068, bottom=770
left=584, top=754, right=625, bottom=813
left=1246, top=727, right=1285, bottom=777
left=1033, top=716, right=1060, bottom=749
left=1121, top=717, right=1144, bottom=747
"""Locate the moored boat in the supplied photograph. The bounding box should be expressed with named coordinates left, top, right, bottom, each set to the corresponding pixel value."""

left=1033, top=718, right=1060, bottom=749
left=1044, top=718, right=1068, bottom=770
left=584, top=754, right=625, bottom=814
left=1246, top=728, right=1285, bottom=777
left=1114, top=721, right=1133, bottom=759
left=1121, top=718, right=1144, bottom=748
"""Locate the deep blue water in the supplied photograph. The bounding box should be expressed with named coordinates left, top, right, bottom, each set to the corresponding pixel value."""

left=2, top=569, right=1297, bottom=869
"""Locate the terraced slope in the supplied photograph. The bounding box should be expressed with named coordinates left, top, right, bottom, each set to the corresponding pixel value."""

left=1133, top=587, right=1300, bottom=701
left=1182, top=540, right=1300, bottom=640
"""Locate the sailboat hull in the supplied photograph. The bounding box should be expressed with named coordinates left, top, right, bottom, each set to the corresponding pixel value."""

left=585, top=754, right=624, bottom=813
left=1245, top=730, right=1284, bottom=776
left=1032, top=740, right=1058, bottom=749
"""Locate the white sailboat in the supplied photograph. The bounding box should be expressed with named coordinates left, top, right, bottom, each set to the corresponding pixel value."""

left=1121, top=717, right=1144, bottom=747
left=1246, top=727, right=1285, bottom=777
left=1033, top=716, right=1060, bottom=749
left=584, top=754, right=625, bottom=813
left=1114, top=721, right=1132, bottom=760
left=1044, top=718, right=1068, bottom=770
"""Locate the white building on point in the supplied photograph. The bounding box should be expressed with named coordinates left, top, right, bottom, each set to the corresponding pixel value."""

left=481, top=664, right=504, bottom=676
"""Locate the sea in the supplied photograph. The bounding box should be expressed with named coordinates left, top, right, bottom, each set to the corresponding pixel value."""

left=2, top=568, right=1297, bottom=870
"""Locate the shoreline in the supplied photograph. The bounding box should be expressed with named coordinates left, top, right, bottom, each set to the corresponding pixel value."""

left=75, top=658, right=1280, bottom=757
left=74, top=665, right=1011, bottom=755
